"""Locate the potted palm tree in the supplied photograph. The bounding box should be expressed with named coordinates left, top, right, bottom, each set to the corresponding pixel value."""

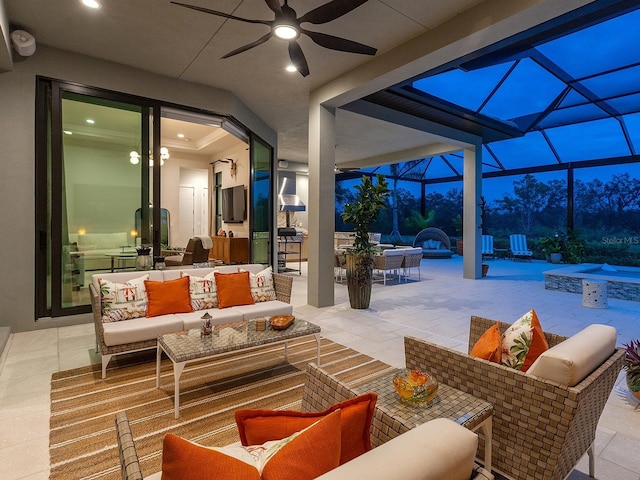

left=341, top=174, right=390, bottom=309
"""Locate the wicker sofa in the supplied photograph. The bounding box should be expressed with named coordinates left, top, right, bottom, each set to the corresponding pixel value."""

left=90, top=264, right=293, bottom=379
left=114, top=362, right=494, bottom=480
left=404, top=316, right=625, bottom=480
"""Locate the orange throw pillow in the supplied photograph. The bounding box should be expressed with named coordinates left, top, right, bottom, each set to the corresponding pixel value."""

left=161, top=410, right=342, bottom=480
left=522, top=310, right=549, bottom=372
left=235, top=393, right=377, bottom=465
left=215, top=271, right=255, bottom=308
left=144, top=276, right=192, bottom=317
left=470, top=321, right=502, bottom=363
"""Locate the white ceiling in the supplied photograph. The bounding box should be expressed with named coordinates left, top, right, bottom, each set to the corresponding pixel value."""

left=3, top=0, right=581, bottom=166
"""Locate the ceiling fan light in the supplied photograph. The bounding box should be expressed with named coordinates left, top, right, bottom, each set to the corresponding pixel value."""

left=273, top=23, right=298, bottom=40
left=285, top=65, right=297, bottom=72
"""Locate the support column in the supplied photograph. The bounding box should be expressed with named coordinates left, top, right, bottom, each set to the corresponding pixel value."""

left=463, top=146, right=482, bottom=279
left=308, top=101, right=336, bottom=307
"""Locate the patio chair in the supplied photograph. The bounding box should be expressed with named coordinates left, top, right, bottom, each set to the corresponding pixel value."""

left=373, top=249, right=404, bottom=285
left=481, top=235, right=494, bottom=261
left=509, top=234, right=532, bottom=261
left=397, top=246, right=422, bottom=281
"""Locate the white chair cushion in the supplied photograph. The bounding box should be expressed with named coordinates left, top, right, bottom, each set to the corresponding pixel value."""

left=102, top=315, right=183, bottom=346
left=525, top=324, right=616, bottom=386
left=175, top=310, right=244, bottom=329
left=233, top=301, right=293, bottom=320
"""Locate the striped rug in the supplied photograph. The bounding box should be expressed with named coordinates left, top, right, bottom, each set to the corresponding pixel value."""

left=50, top=337, right=394, bottom=480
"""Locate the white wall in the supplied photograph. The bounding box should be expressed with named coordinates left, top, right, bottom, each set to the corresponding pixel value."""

left=0, top=45, right=275, bottom=332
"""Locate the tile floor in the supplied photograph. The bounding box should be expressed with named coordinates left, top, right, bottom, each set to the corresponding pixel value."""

left=0, top=257, right=638, bottom=479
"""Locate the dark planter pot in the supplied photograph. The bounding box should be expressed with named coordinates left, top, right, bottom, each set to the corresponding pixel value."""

left=550, top=253, right=563, bottom=264
left=482, top=264, right=489, bottom=277
left=456, top=239, right=464, bottom=256
left=345, top=252, right=373, bottom=309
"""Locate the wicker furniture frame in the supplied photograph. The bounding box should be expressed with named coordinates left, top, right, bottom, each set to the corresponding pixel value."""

left=115, top=411, right=144, bottom=480
left=90, top=271, right=293, bottom=379
left=301, top=362, right=494, bottom=480
left=404, top=316, right=625, bottom=480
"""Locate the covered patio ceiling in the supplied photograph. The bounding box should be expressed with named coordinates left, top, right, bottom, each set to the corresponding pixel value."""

left=338, top=2, right=640, bottom=183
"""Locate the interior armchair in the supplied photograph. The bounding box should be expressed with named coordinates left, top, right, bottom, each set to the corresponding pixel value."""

left=164, top=236, right=211, bottom=266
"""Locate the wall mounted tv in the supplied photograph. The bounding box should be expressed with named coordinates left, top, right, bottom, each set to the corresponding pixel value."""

left=222, top=185, right=246, bottom=223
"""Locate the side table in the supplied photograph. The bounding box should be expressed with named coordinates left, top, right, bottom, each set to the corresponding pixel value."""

left=352, top=371, right=493, bottom=473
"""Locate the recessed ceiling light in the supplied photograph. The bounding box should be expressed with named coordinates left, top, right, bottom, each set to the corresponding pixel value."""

left=63, top=130, right=73, bottom=135
left=82, top=0, right=101, bottom=8
left=285, top=65, right=297, bottom=73
left=86, top=119, right=95, bottom=124
left=177, top=133, right=184, bottom=138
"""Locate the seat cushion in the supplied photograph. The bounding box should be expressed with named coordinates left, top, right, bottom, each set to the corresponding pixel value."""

left=233, top=301, right=293, bottom=320
left=102, top=315, right=183, bottom=346
left=175, top=309, right=244, bottom=329
left=526, top=324, right=617, bottom=386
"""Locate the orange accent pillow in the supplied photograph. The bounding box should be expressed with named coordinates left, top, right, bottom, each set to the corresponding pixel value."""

left=144, top=276, right=192, bottom=317
left=235, top=393, right=377, bottom=465
left=470, top=321, right=502, bottom=363
left=161, top=410, right=342, bottom=480
left=522, top=310, right=549, bottom=372
left=215, top=271, right=255, bottom=308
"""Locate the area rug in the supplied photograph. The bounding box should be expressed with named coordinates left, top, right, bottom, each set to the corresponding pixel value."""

left=49, top=337, right=394, bottom=480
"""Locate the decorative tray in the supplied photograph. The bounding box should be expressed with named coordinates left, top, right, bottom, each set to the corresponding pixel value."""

left=269, top=315, right=295, bottom=330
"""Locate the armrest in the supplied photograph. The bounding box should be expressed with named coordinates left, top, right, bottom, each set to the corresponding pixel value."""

left=90, top=284, right=106, bottom=353
left=272, top=272, right=293, bottom=303
left=316, top=418, right=482, bottom=480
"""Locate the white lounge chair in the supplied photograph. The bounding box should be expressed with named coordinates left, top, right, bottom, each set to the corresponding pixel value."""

left=509, top=234, right=533, bottom=261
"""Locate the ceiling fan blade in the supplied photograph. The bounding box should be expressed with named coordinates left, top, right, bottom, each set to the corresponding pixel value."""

left=171, top=2, right=271, bottom=26
left=298, top=0, right=369, bottom=24
left=263, top=0, right=282, bottom=14
left=221, top=33, right=273, bottom=58
left=301, top=29, right=376, bottom=55
left=288, top=41, right=310, bottom=77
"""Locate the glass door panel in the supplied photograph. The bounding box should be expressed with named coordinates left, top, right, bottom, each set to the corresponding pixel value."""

left=250, top=136, right=273, bottom=265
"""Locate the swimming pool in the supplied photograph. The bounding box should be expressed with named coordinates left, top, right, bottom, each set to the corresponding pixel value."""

left=543, top=264, right=640, bottom=302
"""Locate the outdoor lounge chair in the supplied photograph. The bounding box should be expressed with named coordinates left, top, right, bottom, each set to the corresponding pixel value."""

left=509, top=234, right=532, bottom=261
left=396, top=246, right=422, bottom=281
left=481, top=235, right=494, bottom=260
left=412, top=227, right=453, bottom=259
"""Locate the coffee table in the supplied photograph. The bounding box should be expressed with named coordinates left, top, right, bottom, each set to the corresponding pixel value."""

left=352, top=371, right=493, bottom=473
left=156, top=318, right=321, bottom=419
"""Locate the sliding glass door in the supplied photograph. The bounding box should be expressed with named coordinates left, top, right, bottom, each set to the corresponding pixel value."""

left=36, top=80, right=156, bottom=318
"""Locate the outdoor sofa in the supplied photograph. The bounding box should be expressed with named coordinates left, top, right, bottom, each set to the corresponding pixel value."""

left=115, top=362, right=494, bottom=480
left=90, top=264, right=293, bottom=379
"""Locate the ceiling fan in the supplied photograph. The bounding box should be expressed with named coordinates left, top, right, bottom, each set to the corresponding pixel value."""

left=171, top=0, right=377, bottom=77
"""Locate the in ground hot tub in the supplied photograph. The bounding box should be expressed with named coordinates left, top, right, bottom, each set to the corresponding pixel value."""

left=544, top=263, right=640, bottom=302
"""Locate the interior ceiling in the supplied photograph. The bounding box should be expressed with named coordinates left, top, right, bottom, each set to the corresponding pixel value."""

left=4, top=0, right=485, bottom=165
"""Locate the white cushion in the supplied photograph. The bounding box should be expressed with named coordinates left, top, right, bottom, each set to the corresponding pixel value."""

left=525, top=324, right=616, bottom=386
left=102, top=315, right=183, bottom=346
left=316, top=418, right=477, bottom=480
left=175, top=310, right=243, bottom=329
left=233, top=301, right=293, bottom=320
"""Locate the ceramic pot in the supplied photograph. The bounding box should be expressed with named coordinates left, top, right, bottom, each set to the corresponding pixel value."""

left=627, top=373, right=640, bottom=401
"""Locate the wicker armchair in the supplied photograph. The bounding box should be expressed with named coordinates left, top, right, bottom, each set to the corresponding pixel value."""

left=396, top=246, right=422, bottom=281
left=404, top=316, right=625, bottom=480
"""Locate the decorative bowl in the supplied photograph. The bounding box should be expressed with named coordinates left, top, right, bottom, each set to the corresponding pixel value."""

left=392, top=368, right=438, bottom=404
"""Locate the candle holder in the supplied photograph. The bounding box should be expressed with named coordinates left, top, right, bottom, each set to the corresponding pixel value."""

left=200, top=312, right=212, bottom=337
